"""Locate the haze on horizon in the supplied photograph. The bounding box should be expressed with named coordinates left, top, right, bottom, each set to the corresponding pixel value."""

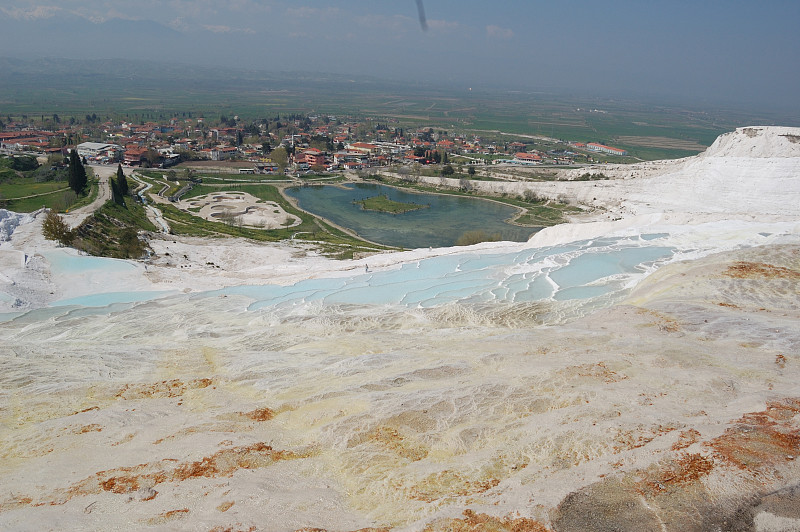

left=1, top=0, right=798, bottom=112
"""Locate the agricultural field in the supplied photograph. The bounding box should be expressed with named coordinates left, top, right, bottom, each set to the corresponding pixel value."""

left=615, top=135, right=708, bottom=151
left=2, top=58, right=796, bottom=163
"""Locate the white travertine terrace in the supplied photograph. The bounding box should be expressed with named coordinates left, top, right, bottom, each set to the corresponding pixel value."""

left=0, top=126, right=798, bottom=531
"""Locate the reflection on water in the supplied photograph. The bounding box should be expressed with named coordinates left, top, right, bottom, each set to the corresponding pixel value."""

left=286, top=182, right=537, bottom=248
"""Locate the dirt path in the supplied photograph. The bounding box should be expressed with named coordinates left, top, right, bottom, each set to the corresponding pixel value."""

left=63, top=165, right=117, bottom=228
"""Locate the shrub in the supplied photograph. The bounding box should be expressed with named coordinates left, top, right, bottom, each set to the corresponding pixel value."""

left=52, top=190, right=78, bottom=212
left=9, top=155, right=39, bottom=172
left=523, top=189, right=541, bottom=203
left=119, top=227, right=146, bottom=258
left=577, top=172, right=608, bottom=181
left=41, top=210, right=74, bottom=246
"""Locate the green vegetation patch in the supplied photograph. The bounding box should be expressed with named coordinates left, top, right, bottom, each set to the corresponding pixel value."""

left=454, top=230, right=502, bottom=246
left=72, top=197, right=156, bottom=258
left=574, top=173, right=609, bottom=181
left=0, top=155, right=39, bottom=172
left=64, top=176, right=99, bottom=212
left=200, top=174, right=289, bottom=183
left=154, top=182, right=393, bottom=257
left=1, top=180, right=70, bottom=199
left=0, top=159, right=95, bottom=213
left=354, top=194, right=429, bottom=214
left=3, top=189, right=76, bottom=213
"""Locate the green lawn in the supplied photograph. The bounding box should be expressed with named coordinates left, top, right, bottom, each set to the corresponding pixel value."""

left=2, top=176, right=97, bottom=213
left=1, top=180, right=69, bottom=199
left=200, top=174, right=290, bottom=183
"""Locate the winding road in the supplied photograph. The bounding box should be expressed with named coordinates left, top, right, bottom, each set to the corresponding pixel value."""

left=62, top=164, right=115, bottom=228
left=59, top=165, right=171, bottom=234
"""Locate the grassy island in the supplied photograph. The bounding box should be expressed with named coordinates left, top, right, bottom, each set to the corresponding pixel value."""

left=354, top=194, right=429, bottom=214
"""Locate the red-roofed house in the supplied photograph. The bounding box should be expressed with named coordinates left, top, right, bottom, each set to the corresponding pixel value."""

left=514, top=152, right=542, bottom=164
left=124, top=147, right=148, bottom=165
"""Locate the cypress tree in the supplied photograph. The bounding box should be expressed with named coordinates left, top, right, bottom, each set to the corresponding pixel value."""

left=78, top=156, right=87, bottom=191
left=68, top=150, right=77, bottom=192
left=110, top=174, right=124, bottom=205
left=68, top=149, right=81, bottom=193
left=68, top=149, right=87, bottom=194
left=116, top=164, right=129, bottom=196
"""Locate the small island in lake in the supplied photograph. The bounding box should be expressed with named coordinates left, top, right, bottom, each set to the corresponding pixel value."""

left=354, top=194, right=429, bottom=214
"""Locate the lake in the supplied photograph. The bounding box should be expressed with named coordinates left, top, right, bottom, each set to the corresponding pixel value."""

left=285, top=182, right=537, bottom=248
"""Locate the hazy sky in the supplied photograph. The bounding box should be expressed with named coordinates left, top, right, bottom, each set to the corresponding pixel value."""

left=1, top=0, right=798, bottom=110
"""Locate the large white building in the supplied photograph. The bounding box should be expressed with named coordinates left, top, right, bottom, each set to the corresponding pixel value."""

left=76, top=142, right=120, bottom=158
left=586, top=142, right=628, bottom=156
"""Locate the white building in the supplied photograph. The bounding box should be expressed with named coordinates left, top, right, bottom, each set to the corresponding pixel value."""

left=76, top=142, right=120, bottom=159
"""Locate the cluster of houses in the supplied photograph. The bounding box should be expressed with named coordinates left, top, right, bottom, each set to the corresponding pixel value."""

left=1, top=114, right=630, bottom=173
left=0, top=130, right=65, bottom=156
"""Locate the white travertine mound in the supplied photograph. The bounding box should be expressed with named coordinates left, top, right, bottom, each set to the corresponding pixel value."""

left=526, top=126, right=800, bottom=246
left=531, top=126, right=799, bottom=240
left=701, top=126, right=800, bottom=158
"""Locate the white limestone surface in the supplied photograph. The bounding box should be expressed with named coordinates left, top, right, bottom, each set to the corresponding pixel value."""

left=0, top=126, right=799, bottom=531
